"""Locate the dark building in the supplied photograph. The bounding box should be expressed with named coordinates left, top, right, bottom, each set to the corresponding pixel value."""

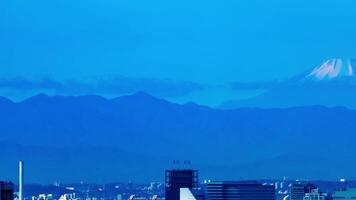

left=206, top=181, right=275, bottom=200
left=289, top=183, right=317, bottom=200
left=0, top=182, right=14, bottom=200
left=165, top=169, right=198, bottom=200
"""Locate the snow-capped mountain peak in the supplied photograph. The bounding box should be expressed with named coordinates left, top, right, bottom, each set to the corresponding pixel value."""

left=306, top=58, right=355, bottom=81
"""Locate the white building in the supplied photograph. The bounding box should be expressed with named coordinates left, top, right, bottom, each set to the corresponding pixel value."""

left=180, top=188, right=197, bottom=200
left=303, top=189, right=326, bottom=200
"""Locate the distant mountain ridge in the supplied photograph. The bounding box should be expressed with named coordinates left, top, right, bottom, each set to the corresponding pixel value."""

left=222, top=58, right=356, bottom=109
left=1, top=93, right=356, bottom=183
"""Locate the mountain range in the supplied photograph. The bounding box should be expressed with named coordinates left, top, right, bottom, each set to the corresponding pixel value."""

left=1, top=91, right=356, bottom=183
left=222, top=58, right=356, bottom=109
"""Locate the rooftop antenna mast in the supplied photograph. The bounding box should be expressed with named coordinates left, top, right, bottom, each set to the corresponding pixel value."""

left=173, top=160, right=181, bottom=169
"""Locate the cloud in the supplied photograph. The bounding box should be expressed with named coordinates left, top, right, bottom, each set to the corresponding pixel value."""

left=0, top=77, right=205, bottom=99
left=229, top=80, right=280, bottom=90
left=0, top=77, right=62, bottom=90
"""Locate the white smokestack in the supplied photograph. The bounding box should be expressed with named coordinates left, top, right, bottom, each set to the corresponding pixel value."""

left=19, top=161, right=24, bottom=200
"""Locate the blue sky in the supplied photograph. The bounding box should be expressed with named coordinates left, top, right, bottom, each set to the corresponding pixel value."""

left=1, top=0, right=356, bottom=106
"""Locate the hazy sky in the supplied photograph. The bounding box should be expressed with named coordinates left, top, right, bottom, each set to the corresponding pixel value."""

left=1, top=0, right=356, bottom=105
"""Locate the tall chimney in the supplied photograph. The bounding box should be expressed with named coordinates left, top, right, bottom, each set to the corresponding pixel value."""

left=19, top=161, right=24, bottom=200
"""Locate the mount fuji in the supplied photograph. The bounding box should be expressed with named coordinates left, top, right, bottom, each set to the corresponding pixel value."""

left=304, top=58, right=355, bottom=81
left=222, top=58, right=356, bottom=109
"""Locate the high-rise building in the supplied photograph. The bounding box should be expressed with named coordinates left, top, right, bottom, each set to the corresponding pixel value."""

left=290, top=183, right=317, bottom=200
left=332, top=188, right=356, bottom=200
left=165, top=170, right=198, bottom=200
left=0, top=182, right=14, bottom=200
left=205, top=181, right=275, bottom=200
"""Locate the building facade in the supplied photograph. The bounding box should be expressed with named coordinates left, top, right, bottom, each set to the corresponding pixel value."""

left=290, top=183, right=317, bottom=200
left=303, top=189, right=326, bottom=200
left=332, top=188, right=356, bottom=200
left=0, top=182, right=14, bottom=200
left=180, top=188, right=205, bottom=200
left=206, top=181, right=275, bottom=200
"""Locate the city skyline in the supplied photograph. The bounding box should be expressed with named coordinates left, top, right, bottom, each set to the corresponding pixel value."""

left=1, top=164, right=356, bottom=200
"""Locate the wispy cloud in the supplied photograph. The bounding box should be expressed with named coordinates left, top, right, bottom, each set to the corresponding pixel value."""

left=0, top=77, right=205, bottom=98
left=0, top=77, right=62, bottom=90
left=229, top=80, right=280, bottom=90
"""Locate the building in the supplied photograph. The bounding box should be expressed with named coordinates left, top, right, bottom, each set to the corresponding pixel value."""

left=332, top=188, right=356, bottom=200
left=205, top=181, right=275, bottom=200
left=165, top=170, right=198, bottom=200
left=58, top=193, right=77, bottom=200
left=290, top=184, right=306, bottom=200
left=290, top=183, right=317, bottom=200
left=303, top=189, right=326, bottom=200
left=0, top=182, right=14, bottom=200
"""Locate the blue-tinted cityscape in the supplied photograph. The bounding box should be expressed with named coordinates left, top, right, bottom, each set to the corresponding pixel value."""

left=1, top=0, right=356, bottom=199
left=2, top=162, right=356, bottom=200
